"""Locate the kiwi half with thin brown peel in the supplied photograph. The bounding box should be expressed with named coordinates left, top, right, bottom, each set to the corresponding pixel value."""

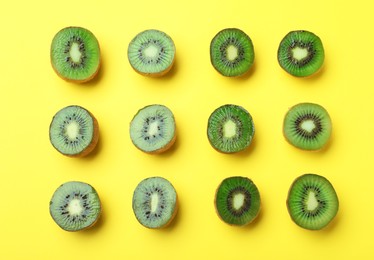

left=49, top=105, right=99, bottom=157
left=287, top=173, right=339, bottom=230
left=50, top=26, right=101, bottom=83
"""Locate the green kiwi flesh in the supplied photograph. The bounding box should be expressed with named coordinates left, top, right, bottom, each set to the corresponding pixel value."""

left=130, top=104, right=176, bottom=154
left=127, top=29, right=175, bottom=76
left=277, top=30, right=324, bottom=77
left=215, top=176, right=261, bottom=226
left=49, top=181, right=101, bottom=231
left=207, top=104, right=255, bottom=153
left=49, top=105, right=99, bottom=157
left=50, top=26, right=101, bottom=82
left=287, top=174, right=339, bottom=230
left=210, top=28, right=254, bottom=77
left=132, top=177, right=178, bottom=229
left=283, top=102, right=331, bottom=150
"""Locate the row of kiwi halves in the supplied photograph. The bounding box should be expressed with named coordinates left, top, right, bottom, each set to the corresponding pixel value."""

left=50, top=26, right=325, bottom=81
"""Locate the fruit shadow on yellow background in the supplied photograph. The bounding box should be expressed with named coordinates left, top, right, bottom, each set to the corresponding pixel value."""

left=1, top=0, right=373, bottom=259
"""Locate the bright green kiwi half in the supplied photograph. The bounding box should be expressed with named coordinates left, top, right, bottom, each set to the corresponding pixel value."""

left=215, top=176, right=261, bottom=226
left=130, top=104, right=176, bottom=154
left=49, top=181, right=101, bottom=231
left=287, top=174, right=339, bottom=230
left=49, top=105, right=99, bottom=157
left=127, top=29, right=175, bottom=76
left=207, top=104, right=255, bottom=153
left=132, top=177, right=178, bottom=229
left=50, top=26, right=101, bottom=82
left=210, top=28, right=255, bottom=77
left=283, top=102, right=331, bottom=150
left=277, top=30, right=324, bottom=77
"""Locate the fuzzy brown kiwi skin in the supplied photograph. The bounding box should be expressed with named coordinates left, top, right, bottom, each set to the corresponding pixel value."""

left=50, top=111, right=100, bottom=158
left=213, top=177, right=261, bottom=226
left=51, top=26, right=101, bottom=83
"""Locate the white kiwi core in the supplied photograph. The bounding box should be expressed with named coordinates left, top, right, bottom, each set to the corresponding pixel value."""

left=292, top=47, right=308, bottom=61
left=301, top=119, right=316, bottom=133
left=144, top=44, right=158, bottom=58
left=306, top=191, right=319, bottom=211
left=65, top=122, right=79, bottom=140
left=223, top=120, right=237, bottom=138
left=233, top=193, right=245, bottom=210
left=70, top=42, right=82, bottom=63
left=150, top=193, right=159, bottom=213
left=67, top=199, right=84, bottom=216
left=226, top=45, right=238, bottom=61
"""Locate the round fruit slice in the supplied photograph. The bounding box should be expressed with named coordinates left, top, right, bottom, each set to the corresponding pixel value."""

left=132, top=177, right=178, bottom=229
left=49, top=181, right=101, bottom=231
left=215, top=176, right=261, bottom=226
left=130, top=104, right=176, bottom=154
left=283, top=102, right=331, bottom=150
left=210, top=28, right=255, bottom=77
left=277, top=30, right=324, bottom=77
left=287, top=174, right=339, bottom=230
left=207, top=104, right=255, bottom=153
left=49, top=105, right=99, bottom=157
left=127, top=29, right=175, bottom=76
left=50, top=26, right=101, bottom=82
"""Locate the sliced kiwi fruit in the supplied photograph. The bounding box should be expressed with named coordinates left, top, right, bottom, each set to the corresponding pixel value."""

left=49, top=105, right=99, bottom=157
left=207, top=104, right=255, bottom=153
left=215, top=176, right=261, bottom=226
left=130, top=104, right=176, bottom=154
left=50, top=26, right=101, bottom=83
left=132, top=177, right=178, bottom=229
left=283, top=102, right=331, bottom=151
left=210, top=28, right=255, bottom=77
left=127, top=29, right=175, bottom=77
left=287, top=174, right=339, bottom=230
left=277, top=30, right=324, bottom=77
left=49, top=181, right=101, bottom=231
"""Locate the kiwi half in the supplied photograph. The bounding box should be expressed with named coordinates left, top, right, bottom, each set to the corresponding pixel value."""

left=210, top=28, right=255, bottom=77
left=130, top=104, right=176, bottom=154
left=287, top=174, right=339, bottom=230
left=132, top=177, right=178, bottom=229
left=127, top=29, right=175, bottom=77
left=207, top=104, right=255, bottom=153
left=277, top=30, right=324, bottom=77
left=49, top=105, right=99, bottom=157
left=50, top=26, right=101, bottom=83
left=283, top=102, right=331, bottom=151
left=49, top=181, right=101, bottom=231
left=215, top=176, right=261, bottom=226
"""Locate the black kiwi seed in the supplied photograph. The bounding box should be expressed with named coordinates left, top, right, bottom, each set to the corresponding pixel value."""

left=287, top=174, right=339, bottom=230
left=49, top=105, right=99, bottom=157
left=50, top=26, right=101, bottom=83
left=49, top=181, right=101, bottom=231
left=277, top=30, right=324, bottom=77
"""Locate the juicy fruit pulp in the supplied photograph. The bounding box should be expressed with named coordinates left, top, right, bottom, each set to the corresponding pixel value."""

left=49, top=105, right=99, bottom=157
left=128, top=29, right=175, bottom=76
left=215, top=176, right=261, bottom=226
left=287, top=174, right=339, bottom=230
left=132, top=177, right=178, bottom=229
left=50, top=26, right=101, bottom=82
left=210, top=28, right=254, bottom=77
left=49, top=181, right=101, bottom=231
left=277, top=30, right=324, bottom=77
left=283, top=103, right=331, bottom=150
left=130, top=104, right=176, bottom=153
left=207, top=104, right=255, bottom=153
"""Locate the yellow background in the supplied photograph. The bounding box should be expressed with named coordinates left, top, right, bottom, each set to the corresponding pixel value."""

left=1, top=0, right=373, bottom=259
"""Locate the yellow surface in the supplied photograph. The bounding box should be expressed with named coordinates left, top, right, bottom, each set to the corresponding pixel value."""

left=1, top=0, right=373, bottom=259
